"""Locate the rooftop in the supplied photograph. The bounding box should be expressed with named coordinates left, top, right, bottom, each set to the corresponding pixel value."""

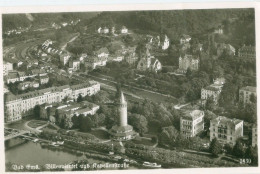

left=211, top=116, right=243, bottom=127
left=182, top=110, right=204, bottom=120
left=204, top=84, right=222, bottom=92
left=240, top=86, right=256, bottom=93
left=5, top=81, right=98, bottom=102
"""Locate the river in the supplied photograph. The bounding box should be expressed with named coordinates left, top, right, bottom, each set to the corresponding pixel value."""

left=5, top=138, right=138, bottom=171
left=6, top=139, right=86, bottom=166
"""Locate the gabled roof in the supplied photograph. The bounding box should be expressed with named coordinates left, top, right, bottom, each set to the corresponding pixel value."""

left=181, top=34, right=191, bottom=39
left=182, top=110, right=204, bottom=120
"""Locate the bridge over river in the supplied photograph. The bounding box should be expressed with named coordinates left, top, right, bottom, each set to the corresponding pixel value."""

left=4, top=128, right=30, bottom=141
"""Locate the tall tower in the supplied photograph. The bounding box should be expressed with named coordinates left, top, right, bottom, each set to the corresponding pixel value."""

left=109, top=91, right=137, bottom=141
left=119, top=92, right=127, bottom=127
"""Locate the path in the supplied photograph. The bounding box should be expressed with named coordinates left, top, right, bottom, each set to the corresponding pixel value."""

left=174, top=103, right=190, bottom=110
left=36, top=123, right=49, bottom=131
left=61, top=33, right=80, bottom=50
left=24, top=121, right=40, bottom=133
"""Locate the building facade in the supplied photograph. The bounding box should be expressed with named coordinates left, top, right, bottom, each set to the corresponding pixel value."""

left=239, top=86, right=256, bottom=104
left=252, top=124, right=257, bottom=147
left=3, top=61, right=13, bottom=76
left=178, top=54, right=199, bottom=73
left=137, top=57, right=162, bottom=72
left=180, top=110, right=204, bottom=138
left=238, top=45, right=256, bottom=59
left=201, top=84, right=223, bottom=104
left=4, top=81, right=100, bottom=122
left=210, top=116, right=243, bottom=146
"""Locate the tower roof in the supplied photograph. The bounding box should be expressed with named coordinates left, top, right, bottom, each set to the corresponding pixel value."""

left=120, top=92, right=126, bottom=103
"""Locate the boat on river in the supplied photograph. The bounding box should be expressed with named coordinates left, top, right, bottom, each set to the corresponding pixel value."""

left=143, top=162, right=161, bottom=168
left=56, top=141, right=64, bottom=145
left=32, top=139, right=39, bottom=143
left=49, top=142, right=59, bottom=147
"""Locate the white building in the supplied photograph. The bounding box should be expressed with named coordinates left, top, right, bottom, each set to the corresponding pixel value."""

left=162, top=35, right=170, bottom=50
left=214, top=28, right=223, bottom=34
left=121, top=26, right=128, bottom=34
left=3, top=61, right=13, bottom=76
left=178, top=54, right=199, bottom=73
left=59, top=101, right=100, bottom=117
left=69, top=60, right=81, bottom=71
left=103, top=27, right=109, bottom=34
left=210, top=116, right=243, bottom=146
left=4, top=81, right=100, bottom=122
left=60, top=53, right=71, bottom=65
left=180, top=110, right=204, bottom=138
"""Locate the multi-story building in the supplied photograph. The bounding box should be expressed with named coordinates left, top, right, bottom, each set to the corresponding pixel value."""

left=201, top=84, right=223, bottom=104
left=201, top=78, right=225, bottom=105
left=210, top=116, right=243, bottom=146
left=69, top=60, right=81, bottom=71
left=38, top=75, right=49, bottom=85
left=178, top=54, right=199, bottom=73
left=60, top=52, right=71, bottom=65
left=85, top=56, right=107, bottom=69
left=252, top=124, right=257, bottom=147
left=238, top=45, right=255, bottom=59
left=58, top=101, right=100, bottom=117
left=239, top=86, right=256, bottom=104
left=5, top=72, right=20, bottom=84
left=4, top=81, right=100, bottom=122
left=3, top=61, right=13, bottom=76
left=180, top=110, right=204, bottom=138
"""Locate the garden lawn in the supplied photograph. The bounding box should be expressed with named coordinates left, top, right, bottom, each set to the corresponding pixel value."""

left=27, top=120, right=47, bottom=129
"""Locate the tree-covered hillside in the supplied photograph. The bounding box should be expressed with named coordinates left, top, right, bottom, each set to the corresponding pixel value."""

left=2, top=12, right=100, bottom=31
left=88, top=8, right=255, bottom=45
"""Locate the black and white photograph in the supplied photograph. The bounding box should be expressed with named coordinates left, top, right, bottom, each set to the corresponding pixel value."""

left=1, top=2, right=259, bottom=173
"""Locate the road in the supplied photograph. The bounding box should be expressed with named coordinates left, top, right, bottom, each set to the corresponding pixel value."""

left=174, top=103, right=190, bottom=110
left=85, top=73, right=177, bottom=100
